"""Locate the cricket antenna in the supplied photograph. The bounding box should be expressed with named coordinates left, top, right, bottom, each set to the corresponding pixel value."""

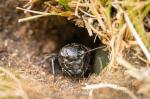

left=80, top=46, right=106, bottom=56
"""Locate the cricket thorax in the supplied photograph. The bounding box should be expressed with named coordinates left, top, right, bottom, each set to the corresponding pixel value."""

left=58, top=43, right=90, bottom=77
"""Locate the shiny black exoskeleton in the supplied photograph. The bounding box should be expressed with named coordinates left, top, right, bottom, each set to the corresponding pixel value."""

left=48, top=43, right=91, bottom=79
left=44, top=43, right=104, bottom=81
left=58, top=43, right=90, bottom=77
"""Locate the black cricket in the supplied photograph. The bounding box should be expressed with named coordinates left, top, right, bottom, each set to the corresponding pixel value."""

left=44, top=43, right=104, bottom=80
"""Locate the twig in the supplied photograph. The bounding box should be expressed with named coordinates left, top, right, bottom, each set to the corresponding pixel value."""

left=115, top=24, right=127, bottom=54
left=82, top=16, right=93, bottom=36
left=79, top=8, right=96, bottom=18
left=82, top=83, right=137, bottom=99
left=109, top=36, right=116, bottom=68
left=18, top=14, right=50, bottom=22
left=75, top=0, right=82, bottom=17
left=87, top=0, right=106, bottom=31
left=117, top=56, right=150, bottom=80
left=124, top=13, right=150, bottom=61
left=16, top=7, right=68, bottom=22
left=88, top=23, right=106, bottom=37
left=137, top=55, right=150, bottom=64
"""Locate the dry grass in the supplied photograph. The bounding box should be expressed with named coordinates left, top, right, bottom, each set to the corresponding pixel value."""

left=0, top=67, right=29, bottom=99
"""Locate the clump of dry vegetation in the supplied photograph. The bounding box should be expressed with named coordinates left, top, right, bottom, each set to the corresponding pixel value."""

left=0, top=67, right=29, bottom=99
left=1, top=0, right=150, bottom=99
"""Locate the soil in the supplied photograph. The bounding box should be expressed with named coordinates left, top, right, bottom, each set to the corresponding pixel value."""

left=0, top=0, right=135, bottom=99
